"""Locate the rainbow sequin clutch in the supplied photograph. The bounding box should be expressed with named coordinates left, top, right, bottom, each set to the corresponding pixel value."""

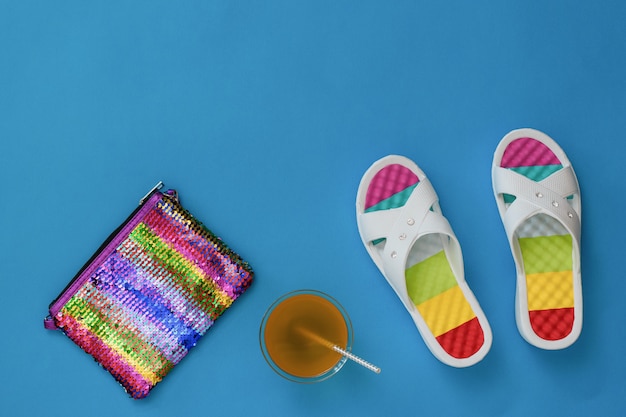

left=44, top=182, right=254, bottom=399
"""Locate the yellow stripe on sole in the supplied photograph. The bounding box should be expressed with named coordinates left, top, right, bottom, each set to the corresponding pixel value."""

left=526, top=270, right=574, bottom=311
left=416, top=285, right=476, bottom=337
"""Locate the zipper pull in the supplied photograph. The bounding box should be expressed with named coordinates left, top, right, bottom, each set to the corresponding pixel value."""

left=139, top=181, right=164, bottom=205
left=44, top=315, right=58, bottom=330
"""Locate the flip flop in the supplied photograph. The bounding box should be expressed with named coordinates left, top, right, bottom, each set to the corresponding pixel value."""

left=356, top=155, right=492, bottom=367
left=492, top=128, right=582, bottom=349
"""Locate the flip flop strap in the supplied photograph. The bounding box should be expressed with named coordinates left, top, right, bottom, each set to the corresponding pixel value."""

left=359, top=177, right=460, bottom=311
left=358, top=176, right=439, bottom=243
left=493, top=165, right=581, bottom=243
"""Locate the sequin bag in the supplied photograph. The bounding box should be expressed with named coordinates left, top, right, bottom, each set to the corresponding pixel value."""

left=43, top=182, right=254, bottom=399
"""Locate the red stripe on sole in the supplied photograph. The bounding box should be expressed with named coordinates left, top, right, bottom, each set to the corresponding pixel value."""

left=529, top=307, right=574, bottom=340
left=435, top=317, right=484, bottom=359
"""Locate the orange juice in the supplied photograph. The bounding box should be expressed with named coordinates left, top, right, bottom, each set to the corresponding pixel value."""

left=262, top=292, right=350, bottom=380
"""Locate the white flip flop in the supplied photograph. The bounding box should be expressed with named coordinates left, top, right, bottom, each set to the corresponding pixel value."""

left=356, top=155, right=492, bottom=367
left=492, top=128, right=582, bottom=349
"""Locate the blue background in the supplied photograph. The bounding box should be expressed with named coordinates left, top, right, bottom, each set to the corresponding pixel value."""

left=1, top=1, right=625, bottom=416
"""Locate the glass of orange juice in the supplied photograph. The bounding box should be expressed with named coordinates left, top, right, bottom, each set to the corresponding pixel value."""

left=259, top=290, right=353, bottom=383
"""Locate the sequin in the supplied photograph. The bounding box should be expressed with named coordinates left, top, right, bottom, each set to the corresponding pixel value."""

left=48, top=191, right=254, bottom=399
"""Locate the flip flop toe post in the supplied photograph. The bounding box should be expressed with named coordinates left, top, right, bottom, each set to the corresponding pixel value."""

left=357, top=155, right=492, bottom=367
left=492, top=129, right=582, bottom=349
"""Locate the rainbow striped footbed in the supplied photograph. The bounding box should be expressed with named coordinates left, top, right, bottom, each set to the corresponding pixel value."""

left=364, top=165, right=484, bottom=360
left=47, top=193, right=253, bottom=399
left=499, top=137, right=575, bottom=341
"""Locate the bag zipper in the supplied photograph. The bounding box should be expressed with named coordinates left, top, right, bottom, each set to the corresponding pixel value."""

left=44, top=182, right=166, bottom=330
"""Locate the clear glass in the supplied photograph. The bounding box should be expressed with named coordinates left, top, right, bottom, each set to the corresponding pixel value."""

left=259, top=289, right=354, bottom=383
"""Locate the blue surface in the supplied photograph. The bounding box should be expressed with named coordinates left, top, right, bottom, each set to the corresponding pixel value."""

left=1, top=1, right=625, bottom=416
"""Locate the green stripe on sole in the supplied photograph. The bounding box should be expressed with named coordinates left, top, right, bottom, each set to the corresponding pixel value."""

left=405, top=250, right=458, bottom=305
left=519, top=234, right=573, bottom=274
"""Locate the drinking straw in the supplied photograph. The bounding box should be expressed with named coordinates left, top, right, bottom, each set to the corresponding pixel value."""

left=297, top=327, right=381, bottom=374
